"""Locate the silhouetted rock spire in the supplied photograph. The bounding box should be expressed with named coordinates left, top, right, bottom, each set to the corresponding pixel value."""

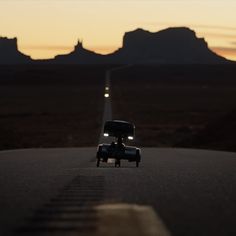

left=54, top=38, right=103, bottom=64
left=74, top=39, right=84, bottom=50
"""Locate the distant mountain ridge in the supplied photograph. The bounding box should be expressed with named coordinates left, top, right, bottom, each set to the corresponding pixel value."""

left=0, top=27, right=233, bottom=64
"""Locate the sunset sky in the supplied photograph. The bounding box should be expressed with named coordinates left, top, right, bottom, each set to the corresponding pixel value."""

left=0, top=0, right=236, bottom=60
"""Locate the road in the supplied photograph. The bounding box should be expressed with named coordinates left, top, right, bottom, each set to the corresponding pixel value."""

left=1, top=68, right=236, bottom=235
left=0, top=148, right=236, bottom=235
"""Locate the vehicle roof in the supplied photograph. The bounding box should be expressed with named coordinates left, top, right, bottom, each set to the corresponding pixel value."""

left=104, top=120, right=135, bottom=138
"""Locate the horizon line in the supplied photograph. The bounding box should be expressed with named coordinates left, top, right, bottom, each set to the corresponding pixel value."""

left=1, top=26, right=236, bottom=61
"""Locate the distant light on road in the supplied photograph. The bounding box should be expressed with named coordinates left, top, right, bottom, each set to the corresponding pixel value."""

left=104, top=93, right=110, bottom=98
left=128, top=136, right=134, bottom=140
left=105, top=87, right=109, bottom=91
left=104, top=133, right=109, bottom=137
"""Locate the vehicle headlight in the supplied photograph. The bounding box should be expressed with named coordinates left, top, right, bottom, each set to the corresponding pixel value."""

left=104, top=133, right=109, bottom=137
left=128, top=136, right=134, bottom=140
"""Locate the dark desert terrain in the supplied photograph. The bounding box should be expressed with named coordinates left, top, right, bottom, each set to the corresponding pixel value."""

left=111, top=65, right=236, bottom=151
left=0, top=65, right=106, bottom=150
left=1, top=65, right=236, bottom=152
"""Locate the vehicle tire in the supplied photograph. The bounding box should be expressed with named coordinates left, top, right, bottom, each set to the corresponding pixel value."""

left=115, top=159, right=121, bottom=167
left=136, top=150, right=141, bottom=167
left=96, top=151, right=101, bottom=167
left=96, top=157, right=100, bottom=167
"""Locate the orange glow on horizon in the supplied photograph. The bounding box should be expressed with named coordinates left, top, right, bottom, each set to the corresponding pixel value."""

left=86, top=45, right=119, bottom=55
left=212, top=47, right=236, bottom=61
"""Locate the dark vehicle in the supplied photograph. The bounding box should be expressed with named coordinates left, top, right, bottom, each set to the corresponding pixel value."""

left=96, top=120, right=141, bottom=167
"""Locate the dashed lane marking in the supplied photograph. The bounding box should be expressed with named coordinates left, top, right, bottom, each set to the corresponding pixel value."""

left=96, top=203, right=171, bottom=236
left=16, top=175, right=104, bottom=236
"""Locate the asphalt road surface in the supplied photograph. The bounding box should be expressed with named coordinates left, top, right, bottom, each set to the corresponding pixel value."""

left=1, top=69, right=236, bottom=235
left=0, top=147, right=236, bottom=235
